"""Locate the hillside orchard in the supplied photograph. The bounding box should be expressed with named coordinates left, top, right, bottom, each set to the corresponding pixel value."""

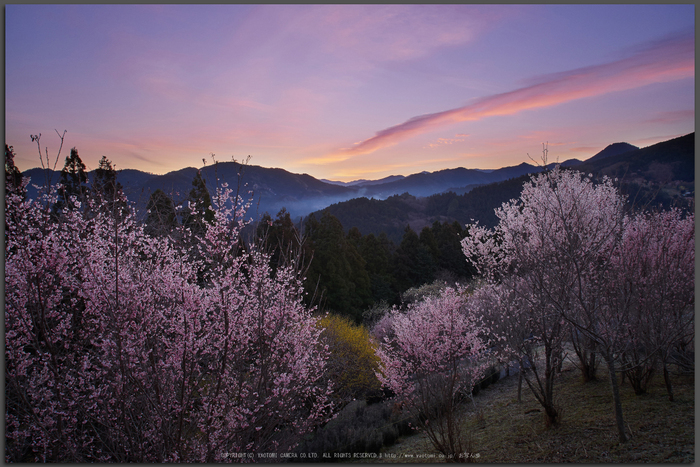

left=5, top=144, right=694, bottom=461
left=461, top=167, right=694, bottom=443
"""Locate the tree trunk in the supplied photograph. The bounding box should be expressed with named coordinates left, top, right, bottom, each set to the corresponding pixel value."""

left=587, top=351, right=597, bottom=381
left=604, top=353, right=628, bottom=443
left=663, top=361, right=674, bottom=402
left=572, top=331, right=597, bottom=382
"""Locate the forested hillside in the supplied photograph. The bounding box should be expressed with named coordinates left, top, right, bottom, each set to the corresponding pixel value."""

left=256, top=208, right=476, bottom=322
left=308, top=133, right=695, bottom=244
left=6, top=137, right=695, bottom=462
left=310, top=177, right=529, bottom=244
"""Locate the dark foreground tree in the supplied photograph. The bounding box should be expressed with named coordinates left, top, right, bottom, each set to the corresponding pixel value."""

left=5, top=144, right=23, bottom=197
left=144, top=188, right=178, bottom=237
left=89, top=155, right=127, bottom=218
left=182, top=169, right=215, bottom=238
left=53, top=147, right=88, bottom=216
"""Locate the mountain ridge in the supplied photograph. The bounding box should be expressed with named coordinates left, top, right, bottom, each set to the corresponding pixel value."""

left=305, top=133, right=695, bottom=242
left=20, top=133, right=693, bottom=221
left=586, top=142, right=639, bottom=162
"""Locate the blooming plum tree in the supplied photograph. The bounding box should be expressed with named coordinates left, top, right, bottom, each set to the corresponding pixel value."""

left=5, top=177, right=333, bottom=462
left=468, top=278, right=566, bottom=425
left=609, top=208, right=694, bottom=400
left=462, top=167, right=633, bottom=441
left=375, top=286, right=487, bottom=461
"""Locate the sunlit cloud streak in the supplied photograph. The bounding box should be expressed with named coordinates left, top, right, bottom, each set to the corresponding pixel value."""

left=425, top=135, right=469, bottom=149
left=633, top=133, right=691, bottom=147
left=332, top=32, right=694, bottom=160
left=642, top=109, right=695, bottom=124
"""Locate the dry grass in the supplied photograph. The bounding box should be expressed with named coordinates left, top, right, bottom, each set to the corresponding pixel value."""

left=363, top=359, right=694, bottom=463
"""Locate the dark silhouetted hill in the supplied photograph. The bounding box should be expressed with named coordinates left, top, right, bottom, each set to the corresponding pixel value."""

left=586, top=142, right=639, bottom=162
left=19, top=133, right=692, bottom=224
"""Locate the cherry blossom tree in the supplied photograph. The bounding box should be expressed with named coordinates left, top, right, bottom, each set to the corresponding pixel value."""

left=610, top=208, right=694, bottom=400
left=468, top=278, right=566, bottom=425
left=462, top=167, right=632, bottom=442
left=5, top=177, right=333, bottom=462
left=5, top=186, right=93, bottom=461
left=375, top=286, right=488, bottom=461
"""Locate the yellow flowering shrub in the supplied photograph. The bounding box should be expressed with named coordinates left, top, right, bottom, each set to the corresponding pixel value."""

left=318, top=314, right=382, bottom=404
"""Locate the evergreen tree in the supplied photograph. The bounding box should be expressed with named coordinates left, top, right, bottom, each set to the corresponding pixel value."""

left=358, top=232, right=398, bottom=305
left=5, top=144, right=25, bottom=252
left=5, top=144, right=23, bottom=197
left=393, top=225, right=436, bottom=294
left=53, top=147, right=88, bottom=216
left=419, top=226, right=440, bottom=264
left=183, top=170, right=214, bottom=238
left=144, top=189, right=178, bottom=237
left=432, top=221, right=476, bottom=281
left=89, top=155, right=127, bottom=218
left=304, top=211, right=372, bottom=322
left=347, top=226, right=363, bottom=250
left=256, top=208, right=304, bottom=272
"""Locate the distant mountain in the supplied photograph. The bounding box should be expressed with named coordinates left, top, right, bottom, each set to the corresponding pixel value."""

left=438, top=159, right=582, bottom=196
left=307, top=133, right=694, bottom=241
left=357, top=164, right=543, bottom=199
left=490, top=162, right=541, bottom=181
left=21, top=160, right=548, bottom=220
left=307, top=176, right=532, bottom=244
left=24, top=162, right=358, bottom=220
left=191, top=163, right=357, bottom=219
left=576, top=133, right=694, bottom=181
left=559, top=158, right=583, bottom=167
left=321, top=175, right=405, bottom=187
left=20, top=133, right=692, bottom=223
left=586, top=142, right=639, bottom=163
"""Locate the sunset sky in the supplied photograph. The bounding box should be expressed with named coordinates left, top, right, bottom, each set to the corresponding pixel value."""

left=5, top=4, right=695, bottom=182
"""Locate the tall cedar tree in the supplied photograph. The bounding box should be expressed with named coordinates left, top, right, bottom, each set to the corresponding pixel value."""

left=432, top=221, right=476, bottom=280
left=5, top=144, right=23, bottom=196
left=183, top=170, right=215, bottom=238
left=90, top=155, right=127, bottom=218
left=5, top=144, right=24, bottom=252
left=393, top=226, right=436, bottom=294
left=304, top=211, right=372, bottom=322
left=358, top=232, right=398, bottom=305
left=144, top=189, right=178, bottom=237
left=255, top=208, right=303, bottom=273
left=53, top=147, right=88, bottom=216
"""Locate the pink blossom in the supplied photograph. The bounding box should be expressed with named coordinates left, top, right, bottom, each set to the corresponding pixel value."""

left=5, top=179, right=333, bottom=462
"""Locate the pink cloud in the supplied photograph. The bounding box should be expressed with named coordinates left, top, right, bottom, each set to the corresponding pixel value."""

left=425, top=134, right=469, bottom=148
left=633, top=133, right=691, bottom=147
left=642, top=109, right=695, bottom=124
left=333, top=31, right=694, bottom=159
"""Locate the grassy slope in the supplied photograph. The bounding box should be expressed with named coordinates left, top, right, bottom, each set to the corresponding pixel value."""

left=364, top=358, right=694, bottom=463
